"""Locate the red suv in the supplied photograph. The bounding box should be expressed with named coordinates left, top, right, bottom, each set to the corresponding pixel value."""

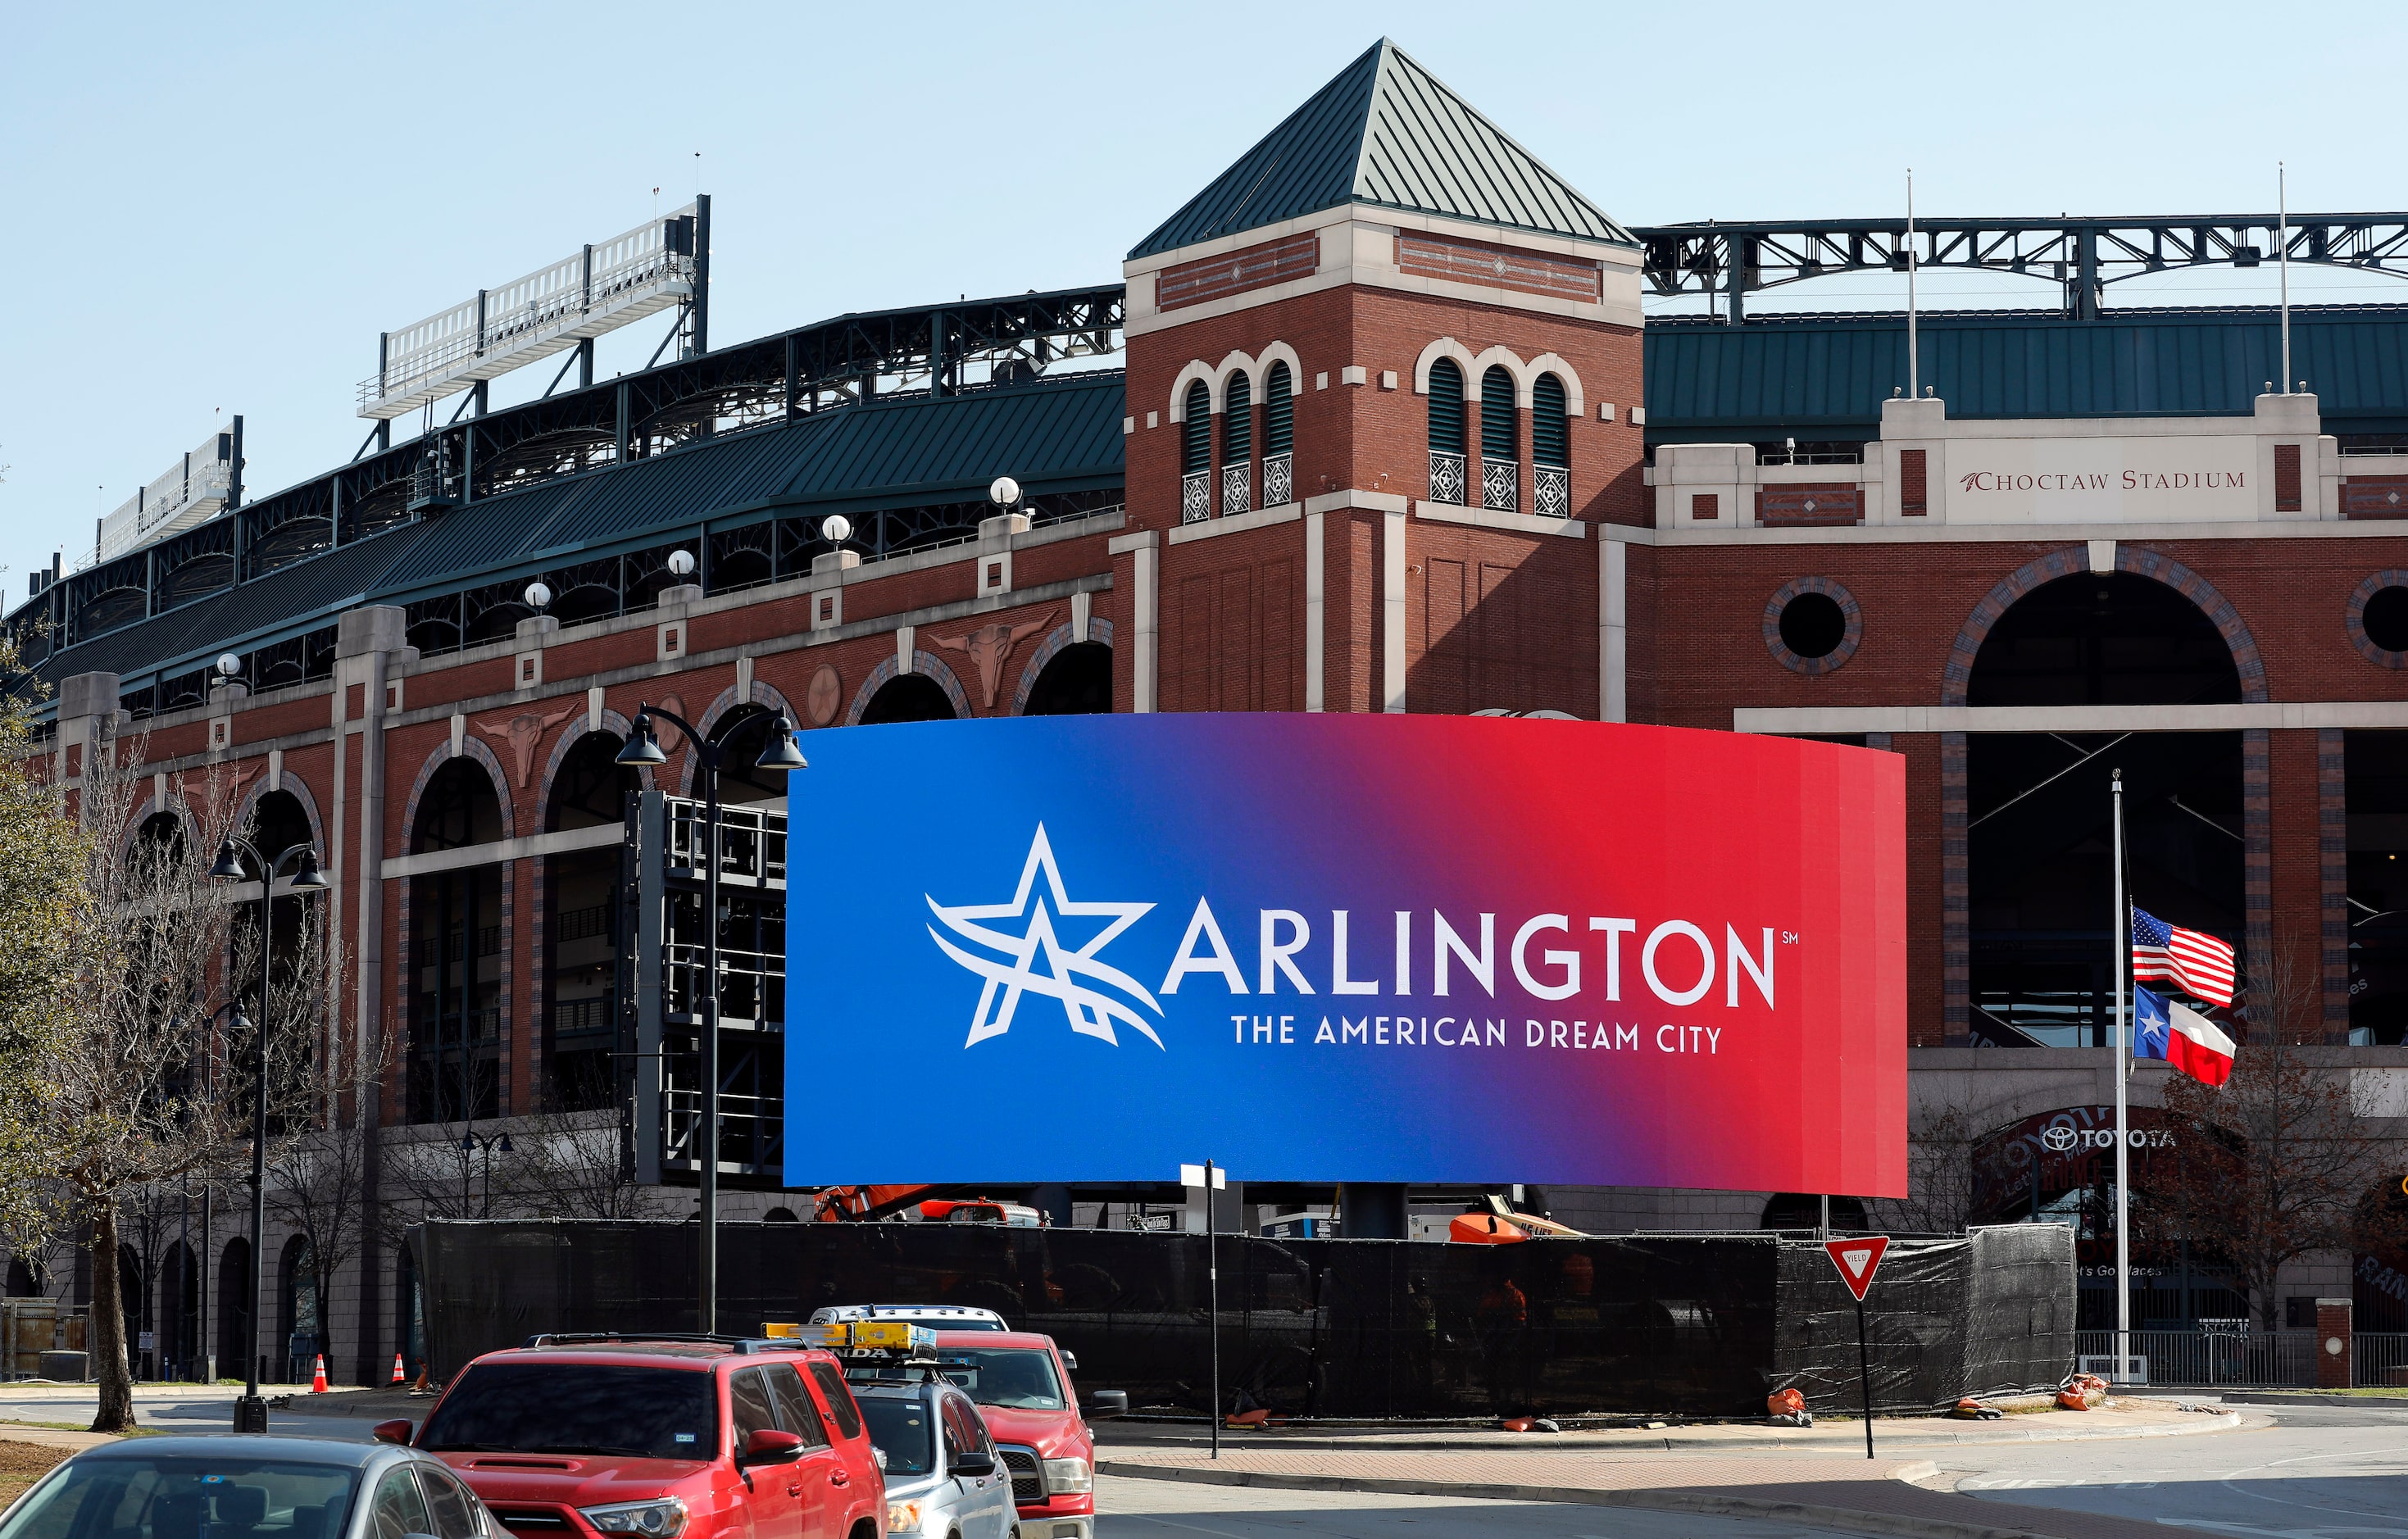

left=929, top=1331, right=1121, bottom=1539
left=389, top=1336, right=885, bottom=1539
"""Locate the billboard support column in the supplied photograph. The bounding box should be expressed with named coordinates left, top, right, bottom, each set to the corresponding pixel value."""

left=1181, top=1161, right=1227, bottom=1456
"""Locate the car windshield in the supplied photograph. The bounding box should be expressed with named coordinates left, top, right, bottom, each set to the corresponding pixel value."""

left=940, top=1347, right=1065, bottom=1410
left=419, top=1364, right=717, bottom=1460
left=0, top=1455, right=361, bottom=1539
left=854, top=1396, right=935, bottom=1477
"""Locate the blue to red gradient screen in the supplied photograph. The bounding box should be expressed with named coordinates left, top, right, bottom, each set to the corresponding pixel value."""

left=782, top=713, right=1905, bottom=1196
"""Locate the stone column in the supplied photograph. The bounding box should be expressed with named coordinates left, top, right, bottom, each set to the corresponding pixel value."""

left=336, top=604, right=405, bottom=1387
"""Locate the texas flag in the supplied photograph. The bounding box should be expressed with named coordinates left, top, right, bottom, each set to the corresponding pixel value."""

left=2133, top=983, right=2236, bottom=1086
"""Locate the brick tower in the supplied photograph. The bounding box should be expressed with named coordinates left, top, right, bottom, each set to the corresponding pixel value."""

left=1113, top=39, right=1649, bottom=720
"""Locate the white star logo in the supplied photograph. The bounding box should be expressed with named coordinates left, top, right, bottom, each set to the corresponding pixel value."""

left=925, top=825, right=1165, bottom=1050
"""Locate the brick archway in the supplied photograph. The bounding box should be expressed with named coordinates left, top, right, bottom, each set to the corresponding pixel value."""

left=844, top=651, right=972, bottom=726
left=1936, top=545, right=2272, bottom=1045
left=1012, top=619, right=1116, bottom=715
left=679, top=681, right=800, bottom=796
left=1939, top=545, right=2269, bottom=707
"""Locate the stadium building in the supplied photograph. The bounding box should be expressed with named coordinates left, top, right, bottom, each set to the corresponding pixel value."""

left=11, top=39, right=2408, bottom=1382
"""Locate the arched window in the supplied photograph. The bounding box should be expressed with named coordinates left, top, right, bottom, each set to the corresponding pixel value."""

left=1427, top=357, right=1466, bottom=505
left=1533, top=373, right=1570, bottom=517
left=1179, top=381, right=1211, bottom=523
left=1264, top=363, right=1294, bottom=506
left=1480, top=365, right=1518, bottom=512
left=1221, top=371, right=1252, bottom=516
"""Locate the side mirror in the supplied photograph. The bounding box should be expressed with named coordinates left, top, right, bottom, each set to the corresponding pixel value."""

left=950, top=1450, right=997, bottom=1479
left=1058, top=1351, right=1078, bottom=1373
left=372, top=1419, right=414, bottom=1446
left=743, top=1428, right=804, bottom=1464
left=1084, top=1391, right=1127, bottom=1421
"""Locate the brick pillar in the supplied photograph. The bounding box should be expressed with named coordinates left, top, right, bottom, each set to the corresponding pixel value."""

left=1941, top=731, right=1970, bottom=1044
left=1464, top=397, right=1484, bottom=508
left=2316, top=1297, right=2354, bottom=1388
left=2319, top=729, right=2351, bottom=1042
left=1518, top=383, right=1536, bottom=515
left=2267, top=729, right=2323, bottom=1042
left=1894, top=733, right=1947, bottom=1046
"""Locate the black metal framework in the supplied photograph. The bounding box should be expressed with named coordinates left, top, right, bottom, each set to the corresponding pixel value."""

left=1634, top=214, right=2408, bottom=320
left=8, top=283, right=1126, bottom=682
left=629, top=791, right=789, bottom=1193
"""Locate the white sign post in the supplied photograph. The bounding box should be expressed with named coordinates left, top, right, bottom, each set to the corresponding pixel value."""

left=1180, top=1161, right=1226, bottom=1458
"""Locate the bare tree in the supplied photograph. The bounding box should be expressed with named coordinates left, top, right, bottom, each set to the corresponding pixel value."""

left=511, top=1104, right=673, bottom=1221
left=2143, top=934, right=2408, bottom=1329
left=1870, top=1087, right=1983, bottom=1236
left=265, top=1021, right=388, bottom=1383
left=47, top=732, right=335, bottom=1431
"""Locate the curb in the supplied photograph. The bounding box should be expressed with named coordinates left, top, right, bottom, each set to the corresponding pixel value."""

left=2219, top=1391, right=2408, bottom=1408
left=1101, top=1410, right=2244, bottom=1455
left=1097, top=1460, right=2088, bottom=1539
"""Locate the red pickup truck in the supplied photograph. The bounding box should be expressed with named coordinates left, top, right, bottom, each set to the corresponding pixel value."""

left=930, top=1330, right=1121, bottom=1539
left=397, top=1336, right=886, bottom=1539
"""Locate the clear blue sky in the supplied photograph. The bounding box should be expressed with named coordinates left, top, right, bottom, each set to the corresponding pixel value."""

left=5, top=1, right=2403, bottom=583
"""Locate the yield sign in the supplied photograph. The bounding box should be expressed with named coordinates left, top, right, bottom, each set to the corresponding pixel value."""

left=1824, top=1236, right=1890, bottom=1302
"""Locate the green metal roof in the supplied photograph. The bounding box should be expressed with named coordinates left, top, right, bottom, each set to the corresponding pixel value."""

left=43, top=372, right=1129, bottom=687
left=1128, top=39, right=1633, bottom=261
left=1642, top=306, right=2408, bottom=439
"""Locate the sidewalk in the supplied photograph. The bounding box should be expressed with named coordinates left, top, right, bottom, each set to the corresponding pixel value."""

left=1098, top=1398, right=2241, bottom=1455
left=1097, top=1404, right=2246, bottom=1539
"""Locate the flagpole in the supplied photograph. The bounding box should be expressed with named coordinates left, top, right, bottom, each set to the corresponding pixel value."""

left=2111, top=770, right=2132, bottom=1384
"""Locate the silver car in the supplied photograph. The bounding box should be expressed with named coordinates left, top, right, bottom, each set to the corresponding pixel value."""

left=851, top=1376, right=1018, bottom=1539
left=0, top=1435, right=504, bottom=1539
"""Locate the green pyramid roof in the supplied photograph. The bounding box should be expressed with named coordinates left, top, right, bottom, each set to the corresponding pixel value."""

left=1129, top=39, right=1633, bottom=261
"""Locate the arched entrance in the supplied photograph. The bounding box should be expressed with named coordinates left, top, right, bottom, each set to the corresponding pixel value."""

left=1964, top=572, right=2246, bottom=1046
left=279, top=1236, right=318, bottom=1383
left=1022, top=642, right=1112, bottom=715
left=1970, top=1105, right=2238, bottom=1328
left=219, top=1236, right=251, bottom=1384
left=861, top=674, right=956, bottom=724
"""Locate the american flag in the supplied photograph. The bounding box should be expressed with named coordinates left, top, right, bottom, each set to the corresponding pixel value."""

left=2131, top=906, right=2236, bottom=1008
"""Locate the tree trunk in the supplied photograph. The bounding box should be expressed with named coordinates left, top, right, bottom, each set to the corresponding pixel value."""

left=88, top=1202, right=137, bottom=1433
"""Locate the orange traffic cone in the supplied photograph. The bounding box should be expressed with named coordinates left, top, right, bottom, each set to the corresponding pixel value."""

left=310, top=1355, right=329, bottom=1394
left=390, top=1354, right=406, bottom=1385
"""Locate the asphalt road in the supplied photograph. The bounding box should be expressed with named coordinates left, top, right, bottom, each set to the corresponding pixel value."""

left=0, top=1385, right=378, bottom=1441
left=1940, top=1400, right=2408, bottom=1539
left=1096, top=1474, right=1865, bottom=1539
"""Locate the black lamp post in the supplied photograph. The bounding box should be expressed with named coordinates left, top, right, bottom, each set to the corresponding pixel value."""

left=459, top=1130, right=514, bottom=1217
left=207, top=833, right=329, bottom=1432
left=617, top=703, right=805, bottom=1333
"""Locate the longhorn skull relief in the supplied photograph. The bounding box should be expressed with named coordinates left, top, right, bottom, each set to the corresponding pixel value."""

left=932, top=611, right=1056, bottom=710
left=476, top=702, right=584, bottom=788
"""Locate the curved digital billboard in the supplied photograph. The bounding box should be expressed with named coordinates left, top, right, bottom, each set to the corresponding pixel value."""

left=783, top=714, right=1905, bottom=1196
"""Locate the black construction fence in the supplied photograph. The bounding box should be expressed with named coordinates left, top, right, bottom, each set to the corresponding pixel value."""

left=415, top=1219, right=2074, bottom=1419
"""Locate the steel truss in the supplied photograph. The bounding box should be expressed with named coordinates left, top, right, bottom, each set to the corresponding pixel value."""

left=8, top=284, right=1126, bottom=675
left=1633, top=214, right=2408, bottom=320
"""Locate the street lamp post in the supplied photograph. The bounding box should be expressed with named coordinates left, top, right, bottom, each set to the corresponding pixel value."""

left=207, top=830, right=329, bottom=1432
left=459, top=1130, right=514, bottom=1217
left=616, top=692, right=806, bottom=1333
